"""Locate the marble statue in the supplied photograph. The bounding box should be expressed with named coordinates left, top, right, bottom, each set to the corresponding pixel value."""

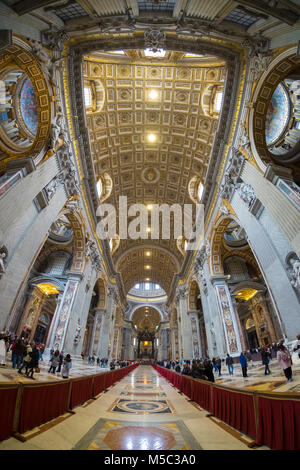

left=0, top=251, right=6, bottom=275
left=74, top=321, right=81, bottom=344
left=290, top=258, right=300, bottom=290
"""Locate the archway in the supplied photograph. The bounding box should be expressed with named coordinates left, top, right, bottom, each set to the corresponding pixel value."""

left=210, top=215, right=283, bottom=349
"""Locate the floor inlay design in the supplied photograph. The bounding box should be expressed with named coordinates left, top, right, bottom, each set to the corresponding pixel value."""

left=72, top=418, right=202, bottom=450
left=120, top=391, right=166, bottom=397
left=126, top=384, right=162, bottom=391
left=108, top=398, right=175, bottom=414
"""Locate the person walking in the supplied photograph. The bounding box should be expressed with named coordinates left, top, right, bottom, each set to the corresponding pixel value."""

left=212, top=357, right=218, bottom=373
left=277, top=342, right=293, bottom=382
left=261, top=347, right=271, bottom=375
left=61, top=354, right=72, bottom=379
left=239, top=351, right=248, bottom=378
left=25, top=344, right=39, bottom=379
left=216, top=356, right=222, bottom=376
left=18, top=342, right=32, bottom=375
left=226, top=353, right=234, bottom=376
left=57, top=350, right=64, bottom=373
left=11, top=338, right=25, bottom=369
left=48, top=349, right=60, bottom=373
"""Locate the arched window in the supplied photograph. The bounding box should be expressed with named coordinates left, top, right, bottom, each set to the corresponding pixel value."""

left=96, top=178, right=103, bottom=198
left=84, top=79, right=104, bottom=114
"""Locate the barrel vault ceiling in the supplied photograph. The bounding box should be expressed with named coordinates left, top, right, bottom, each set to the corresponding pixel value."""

left=83, top=51, right=225, bottom=294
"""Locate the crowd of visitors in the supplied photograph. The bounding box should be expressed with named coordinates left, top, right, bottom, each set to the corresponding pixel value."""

left=0, top=332, right=73, bottom=380
left=156, top=338, right=298, bottom=384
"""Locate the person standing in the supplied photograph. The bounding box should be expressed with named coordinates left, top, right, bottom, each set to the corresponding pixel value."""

left=277, top=342, right=293, bottom=382
left=226, top=353, right=234, bottom=376
left=261, top=347, right=271, bottom=375
left=18, top=342, right=32, bottom=375
left=57, top=350, right=64, bottom=373
left=25, top=344, right=39, bottom=379
left=61, top=354, right=72, bottom=379
left=48, top=350, right=60, bottom=373
left=239, top=351, right=248, bottom=378
left=203, top=359, right=215, bottom=383
left=11, top=338, right=25, bottom=369
left=0, top=332, right=7, bottom=367
left=216, top=356, right=222, bottom=376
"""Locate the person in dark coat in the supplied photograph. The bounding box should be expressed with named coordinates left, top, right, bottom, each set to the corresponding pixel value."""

left=216, top=356, right=222, bottom=376
left=25, top=345, right=39, bottom=379
left=239, top=352, right=248, bottom=377
left=261, top=347, right=271, bottom=375
left=56, top=350, right=64, bottom=373
left=203, top=359, right=215, bottom=383
left=226, top=353, right=234, bottom=376
left=11, top=338, right=25, bottom=369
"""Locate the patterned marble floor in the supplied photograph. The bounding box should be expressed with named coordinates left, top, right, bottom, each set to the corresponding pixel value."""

left=0, top=365, right=270, bottom=450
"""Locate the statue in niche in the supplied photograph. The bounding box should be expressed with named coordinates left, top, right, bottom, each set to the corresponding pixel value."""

left=74, top=320, right=81, bottom=344
left=290, top=257, right=300, bottom=290
left=0, top=252, right=6, bottom=276
left=239, top=122, right=251, bottom=155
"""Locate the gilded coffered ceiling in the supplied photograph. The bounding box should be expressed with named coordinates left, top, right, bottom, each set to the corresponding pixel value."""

left=83, top=51, right=225, bottom=293
left=132, top=306, right=161, bottom=332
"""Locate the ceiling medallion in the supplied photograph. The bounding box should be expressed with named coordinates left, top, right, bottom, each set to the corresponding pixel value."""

left=142, top=167, right=160, bottom=184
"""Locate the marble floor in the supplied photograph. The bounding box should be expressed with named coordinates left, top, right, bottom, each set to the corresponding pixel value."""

left=0, top=352, right=299, bottom=394
left=0, top=365, right=271, bottom=450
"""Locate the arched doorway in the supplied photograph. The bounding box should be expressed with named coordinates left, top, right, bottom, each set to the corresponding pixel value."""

left=210, top=216, right=283, bottom=351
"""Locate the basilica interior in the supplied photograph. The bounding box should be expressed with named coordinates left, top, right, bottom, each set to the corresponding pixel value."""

left=0, top=0, right=300, bottom=452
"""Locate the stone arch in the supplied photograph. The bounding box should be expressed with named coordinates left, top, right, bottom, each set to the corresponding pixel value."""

left=95, top=276, right=107, bottom=309
left=210, top=215, right=239, bottom=275
left=249, top=45, right=300, bottom=169
left=223, top=250, right=261, bottom=279
left=59, top=206, right=86, bottom=273
left=188, top=279, right=200, bottom=310
left=128, top=303, right=164, bottom=322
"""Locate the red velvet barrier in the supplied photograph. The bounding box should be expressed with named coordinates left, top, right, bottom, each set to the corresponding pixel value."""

left=19, top=382, right=70, bottom=433
left=0, top=386, right=18, bottom=441
left=70, top=377, right=93, bottom=409
left=191, top=380, right=211, bottom=412
left=105, top=371, right=114, bottom=389
left=257, top=397, right=300, bottom=450
left=181, top=375, right=193, bottom=398
left=212, top=387, right=256, bottom=439
left=93, top=373, right=106, bottom=396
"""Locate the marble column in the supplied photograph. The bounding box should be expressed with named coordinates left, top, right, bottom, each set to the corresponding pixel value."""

left=241, top=161, right=300, bottom=258
left=230, top=295, right=247, bottom=352
left=89, top=309, right=103, bottom=356
left=189, top=311, right=202, bottom=359
left=212, top=277, right=242, bottom=357
left=176, top=286, right=193, bottom=360
left=46, top=293, right=63, bottom=348
left=98, top=287, right=117, bottom=359
left=50, top=276, right=80, bottom=351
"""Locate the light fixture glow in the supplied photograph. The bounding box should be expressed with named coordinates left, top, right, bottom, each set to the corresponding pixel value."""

left=147, top=204, right=153, bottom=210
left=147, top=133, right=156, bottom=143
left=145, top=251, right=151, bottom=256
left=146, top=227, right=151, bottom=233
left=149, top=89, right=158, bottom=100
left=145, top=265, right=151, bottom=270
